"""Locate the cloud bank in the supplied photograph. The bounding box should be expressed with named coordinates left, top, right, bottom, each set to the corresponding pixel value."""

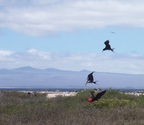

left=0, top=48, right=144, bottom=74
left=0, top=0, right=144, bottom=35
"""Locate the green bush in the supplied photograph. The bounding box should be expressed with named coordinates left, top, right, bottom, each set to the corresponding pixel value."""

left=1, top=89, right=144, bottom=125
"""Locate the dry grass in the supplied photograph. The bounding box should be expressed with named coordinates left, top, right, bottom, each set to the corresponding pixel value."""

left=0, top=90, right=144, bottom=125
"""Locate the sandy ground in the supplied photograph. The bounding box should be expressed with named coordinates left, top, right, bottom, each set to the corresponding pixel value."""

left=20, top=90, right=144, bottom=98
left=46, top=91, right=78, bottom=98
left=21, top=91, right=78, bottom=98
left=124, top=92, right=144, bottom=96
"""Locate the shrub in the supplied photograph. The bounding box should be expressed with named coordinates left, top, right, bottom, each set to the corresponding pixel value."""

left=1, top=89, right=144, bottom=125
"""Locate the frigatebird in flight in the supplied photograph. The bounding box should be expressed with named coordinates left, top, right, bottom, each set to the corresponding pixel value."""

left=88, top=90, right=107, bottom=102
left=103, top=40, right=115, bottom=52
left=85, top=72, right=98, bottom=85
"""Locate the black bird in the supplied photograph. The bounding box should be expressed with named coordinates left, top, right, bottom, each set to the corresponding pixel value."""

left=110, top=31, right=115, bottom=34
left=103, top=40, right=115, bottom=52
left=85, top=72, right=98, bottom=85
left=88, top=90, right=107, bottom=102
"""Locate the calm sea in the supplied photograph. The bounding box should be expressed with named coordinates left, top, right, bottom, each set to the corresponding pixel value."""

left=0, top=87, right=82, bottom=92
left=0, top=87, right=144, bottom=92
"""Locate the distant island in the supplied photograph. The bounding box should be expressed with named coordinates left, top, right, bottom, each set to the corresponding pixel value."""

left=0, top=66, right=144, bottom=89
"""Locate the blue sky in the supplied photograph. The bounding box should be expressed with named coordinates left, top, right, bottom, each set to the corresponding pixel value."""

left=0, top=0, right=144, bottom=74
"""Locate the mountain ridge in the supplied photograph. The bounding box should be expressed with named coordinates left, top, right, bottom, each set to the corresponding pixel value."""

left=0, top=66, right=144, bottom=89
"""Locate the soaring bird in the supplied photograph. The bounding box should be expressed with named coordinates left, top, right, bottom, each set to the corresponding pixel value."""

left=85, top=72, right=98, bottom=85
left=88, top=90, right=107, bottom=102
left=103, top=40, right=115, bottom=52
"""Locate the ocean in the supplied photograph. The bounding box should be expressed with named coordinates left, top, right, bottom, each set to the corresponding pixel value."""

left=0, top=87, right=144, bottom=93
left=0, top=87, right=82, bottom=92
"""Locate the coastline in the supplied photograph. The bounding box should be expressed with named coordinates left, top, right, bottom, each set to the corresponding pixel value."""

left=0, top=87, right=144, bottom=98
left=18, top=90, right=78, bottom=98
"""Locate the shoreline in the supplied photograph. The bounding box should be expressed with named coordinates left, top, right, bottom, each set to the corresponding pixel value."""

left=1, top=88, right=144, bottom=98
left=17, top=89, right=144, bottom=98
left=19, top=90, right=78, bottom=98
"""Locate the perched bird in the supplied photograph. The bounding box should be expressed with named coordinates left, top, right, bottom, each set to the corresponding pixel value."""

left=85, top=72, right=98, bottom=85
left=88, top=90, right=107, bottom=102
left=103, top=40, right=115, bottom=52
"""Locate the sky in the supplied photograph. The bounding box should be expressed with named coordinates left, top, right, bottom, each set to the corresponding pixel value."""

left=0, top=0, right=144, bottom=74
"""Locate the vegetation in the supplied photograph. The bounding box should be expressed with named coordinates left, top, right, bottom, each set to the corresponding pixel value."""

left=0, top=89, right=144, bottom=125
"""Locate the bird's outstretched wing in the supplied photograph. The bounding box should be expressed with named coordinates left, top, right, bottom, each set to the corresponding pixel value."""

left=88, top=73, right=94, bottom=82
left=90, top=91, right=95, bottom=99
left=86, top=72, right=94, bottom=83
left=104, top=40, right=109, bottom=45
left=104, top=40, right=111, bottom=49
left=94, top=90, right=106, bottom=101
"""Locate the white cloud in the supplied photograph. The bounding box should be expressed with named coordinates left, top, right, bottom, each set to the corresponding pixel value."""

left=0, top=50, right=14, bottom=56
left=27, top=48, right=52, bottom=60
left=0, top=49, right=144, bottom=74
left=0, top=0, right=144, bottom=36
